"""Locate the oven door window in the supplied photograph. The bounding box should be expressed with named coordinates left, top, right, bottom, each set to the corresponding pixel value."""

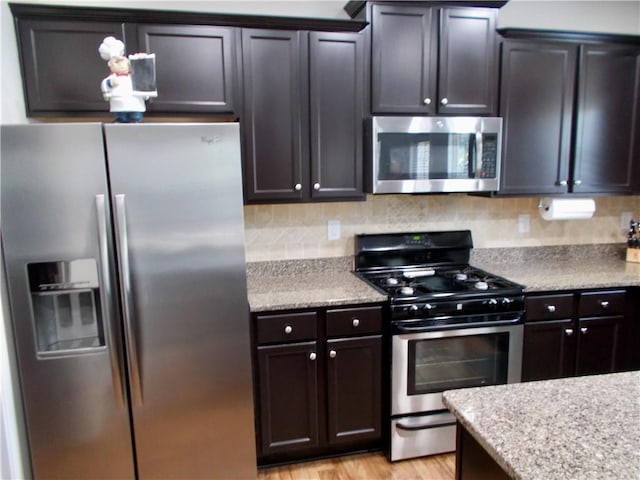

left=407, top=333, right=509, bottom=395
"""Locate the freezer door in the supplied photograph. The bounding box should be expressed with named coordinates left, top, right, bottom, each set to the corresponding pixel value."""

left=104, top=123, right=257, bottom=479
left=1, top=124, right=135, bottom=479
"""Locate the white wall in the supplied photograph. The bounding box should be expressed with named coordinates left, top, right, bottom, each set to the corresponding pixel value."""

left=0, top=1, right=638, bottom=478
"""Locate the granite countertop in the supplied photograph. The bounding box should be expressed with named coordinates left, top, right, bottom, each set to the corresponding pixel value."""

left=442, top=371, right=640, bottom=480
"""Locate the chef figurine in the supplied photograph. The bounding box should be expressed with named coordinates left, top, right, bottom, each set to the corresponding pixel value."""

left=98, top=36, right=148, bottom=123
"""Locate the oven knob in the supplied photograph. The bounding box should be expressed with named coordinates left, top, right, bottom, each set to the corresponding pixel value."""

left=409, top=305, right=419, bottom=315
left=423, top=303, right=435, bottom=312
left=501, top=297, right=514, bottom=307
left=487, top=298, right=498, bottom=309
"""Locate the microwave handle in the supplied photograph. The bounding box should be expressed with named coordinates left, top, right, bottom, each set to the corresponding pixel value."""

left=476, top=131, right=483, bottom=177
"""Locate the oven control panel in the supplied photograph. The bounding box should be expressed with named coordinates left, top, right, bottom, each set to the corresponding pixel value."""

left=391, top=295, right=525, bottom=321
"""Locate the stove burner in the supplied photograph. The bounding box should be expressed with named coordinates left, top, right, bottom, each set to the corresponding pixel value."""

left=455, top=273, right=468, bottom=281
left=400, top=286, right=415, bottom=296
left=474, top=281, right=489, bottom=290
left=386, top=277, right=400, bottom=286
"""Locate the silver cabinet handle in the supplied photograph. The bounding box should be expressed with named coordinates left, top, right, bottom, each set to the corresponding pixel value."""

left=284, top=325, right=293, bottom=334
left=329, top=350, right=337, bottom=358
left=574, top=180, right=582, bottom=185
left=565, top=328, right=574, bottom=336
left=546, top=305, right=556, bottom=313
left=559, top=180, right=568, bottom=186
left=440, top=97, right=448, bottom=105
left=423, top=98, right=431, bottom=105
left=352, top=318, right=360, bottom=327
left=114, top=194, right=143, bottom=406
left=294, top=183, right=302, bottom=191
left=313, top=183, right=320, bottom=190
left=95, top=195, right=126, bottom=409
left=600, top=300, right=610, bottom=308
left=309, top=352, right=317, bottom=361
left=581, top=327, right=588, bottom=334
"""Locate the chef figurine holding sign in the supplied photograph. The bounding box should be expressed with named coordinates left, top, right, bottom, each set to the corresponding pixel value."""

left=99, top=36, right=152, bottom=123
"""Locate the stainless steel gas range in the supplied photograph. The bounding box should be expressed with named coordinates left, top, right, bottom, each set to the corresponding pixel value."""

left=354, top=230, right=525, bottom=461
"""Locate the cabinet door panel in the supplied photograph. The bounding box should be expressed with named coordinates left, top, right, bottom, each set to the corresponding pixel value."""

left=439, top=8, right=497, bottom=115
left=326, top=336, right=381, bottom=444
left=371, top=4, right=437, bottom=113
left=522, top=320, right=575, bottom=381
left=499, top=41, right=577, bottom=195
left=17, top=19, right=128, bottom=113
left=573, top=44, right=640, bottom=194
left=257, top=342, right=319, bottom=455
left=242, top=29, right=307, bottom=202
left=137, top=24, right=237, bottom=113
left=309, top=31, right=365, bottom=200
left=576, top=316, right=621, bottom=376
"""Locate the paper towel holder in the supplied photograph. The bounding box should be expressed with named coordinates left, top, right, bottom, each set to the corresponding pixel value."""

left=538, top=197, right=596, bottom=221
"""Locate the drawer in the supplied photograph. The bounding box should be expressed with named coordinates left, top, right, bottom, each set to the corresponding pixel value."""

left=525, top=294, right=574, bottom=321
left=579, top=290, right=626, bottom=317
left=326, top=306, right=382, bottom=337
left=255, top=311, right=317, bottom=345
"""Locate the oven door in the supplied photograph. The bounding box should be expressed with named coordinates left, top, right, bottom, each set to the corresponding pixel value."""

left=391, top=323, right=523, bottom=416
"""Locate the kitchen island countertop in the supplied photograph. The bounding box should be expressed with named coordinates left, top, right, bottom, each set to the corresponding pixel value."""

left=443, top=371, right=640, bottom=480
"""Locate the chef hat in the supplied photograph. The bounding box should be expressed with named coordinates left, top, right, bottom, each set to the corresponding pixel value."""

left=98, top=36, right=125, bottom=61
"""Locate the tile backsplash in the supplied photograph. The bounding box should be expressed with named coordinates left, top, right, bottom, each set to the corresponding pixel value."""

left=243, top=195, right=640, bottom=262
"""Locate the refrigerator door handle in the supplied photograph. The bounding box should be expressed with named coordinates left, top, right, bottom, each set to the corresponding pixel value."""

left=114, top=194, right=143, bottom=406
left=95, top=194, right=126, bottom=409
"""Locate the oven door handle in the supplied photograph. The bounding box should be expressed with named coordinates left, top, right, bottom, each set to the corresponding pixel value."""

left=394, top=315, right=523, bottom=334
left=396, top=420, right=457, bottom=431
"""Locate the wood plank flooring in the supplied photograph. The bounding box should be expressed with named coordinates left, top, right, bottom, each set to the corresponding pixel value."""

left=257, top=452, right=456, bottom=480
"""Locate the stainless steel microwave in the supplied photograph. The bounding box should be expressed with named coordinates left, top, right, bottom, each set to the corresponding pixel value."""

left=367, top=116, right=502, bottom=194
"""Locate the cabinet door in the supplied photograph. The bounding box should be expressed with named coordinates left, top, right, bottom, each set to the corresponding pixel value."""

left=439, top=7, right=498, bottom=115
left=137, top=25, right=237, bottom=114
left=371, top=4, right=437, bottom=114
left=242, top=29, right=308, bottom=202
left=576, top=316, right=622, bottom=376
left=326, top=336, right=381, bottom=444
left=309, top=31, right=365, bottom=201
left=257, top=342, right=319, bottom=455
left=522, top=320, right=576, bottom=381
left=17, top=19, right=129, bottom=113
left=499, top=41, right=577, bottom=195
left=572, top=44, right=640, bottom=194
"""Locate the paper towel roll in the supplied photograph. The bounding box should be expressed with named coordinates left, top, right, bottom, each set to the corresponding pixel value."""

left=539, top=198, right=596, bottom=221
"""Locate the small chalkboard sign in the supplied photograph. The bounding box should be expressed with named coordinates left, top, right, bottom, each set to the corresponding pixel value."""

left=130, top=54, right=158, bottom=97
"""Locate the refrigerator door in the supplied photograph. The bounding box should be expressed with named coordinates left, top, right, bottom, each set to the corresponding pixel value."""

left=1, top=124, right=135, bottom=479
left=104, top=123, right=257, bottom=479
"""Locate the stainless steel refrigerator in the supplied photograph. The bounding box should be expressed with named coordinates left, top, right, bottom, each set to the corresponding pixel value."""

left=1, top=123, right=257, bottom=479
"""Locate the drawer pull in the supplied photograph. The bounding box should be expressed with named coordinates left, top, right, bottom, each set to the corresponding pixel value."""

left=599, top=300, right=610, bottom=308
left=329, top=350, right=337, bottom=359
left=352, top=318, right=360, bottom=327
left=580, top=327, right=588, bottom=334
left=564, top=328, right=574, bottom=336
left=309, top=352, right=316, bottom=361
left=284, top=325, right=293, bottom=334
left=546, top=305, right=556, bottom=313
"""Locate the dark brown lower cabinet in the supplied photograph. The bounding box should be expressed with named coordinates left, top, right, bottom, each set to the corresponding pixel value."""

left=522, top=290, right=627, bottom=382
left=253, top=305, right=383, bottom=465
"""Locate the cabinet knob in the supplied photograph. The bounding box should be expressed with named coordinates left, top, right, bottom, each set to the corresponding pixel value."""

left=559, top=180, right=568, bottom=186
left=580, top=327, right=588, bottom=334
left=546, top=305, right=556, bottom=313
left=564, top=328, right=574, bottom=336
left=309, top=352, right=317, bottom=361
left=574, top=180, right=582, bottom=186
left=313, top=183, right=320, bottom=190
left=440, top=97, right=448, bottom=105
left=329, top=350, right=337, bottom=358
left=352, top=318, right=360, bottom=327
left=423, top=98, right=432, bottom=105
left=284, top=325, right=293, bottom=334
left=600, top=300, right=610, bottom=308
left=294, top=183, right=302, bottom=191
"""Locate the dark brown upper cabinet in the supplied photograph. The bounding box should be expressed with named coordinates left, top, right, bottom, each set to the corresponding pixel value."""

left=15, top=18, right=132, bottom=114
left=136, top=25, right=238, bottom=114
left=370, top=3, right=498, bottom=115
left=499, top=33, right=640, bottom=196
left=242, top=29, right=366, bottom=204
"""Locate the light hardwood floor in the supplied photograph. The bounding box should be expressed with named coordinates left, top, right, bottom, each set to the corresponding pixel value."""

left=257, top=452, right=456, bottom=480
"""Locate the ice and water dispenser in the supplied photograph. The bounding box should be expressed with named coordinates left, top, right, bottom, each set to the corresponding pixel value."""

left=28, top=259, right=105, bottom=354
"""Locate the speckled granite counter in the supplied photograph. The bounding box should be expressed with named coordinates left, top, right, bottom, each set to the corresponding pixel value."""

left=442, top=371, right=640, bottom=480
left=472, top=244, right=640, bottom=292
left=246, top=257, right=386, bottom=312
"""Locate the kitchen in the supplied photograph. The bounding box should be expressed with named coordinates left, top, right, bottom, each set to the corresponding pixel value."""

left=1, top=0, right=639, bottom=479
